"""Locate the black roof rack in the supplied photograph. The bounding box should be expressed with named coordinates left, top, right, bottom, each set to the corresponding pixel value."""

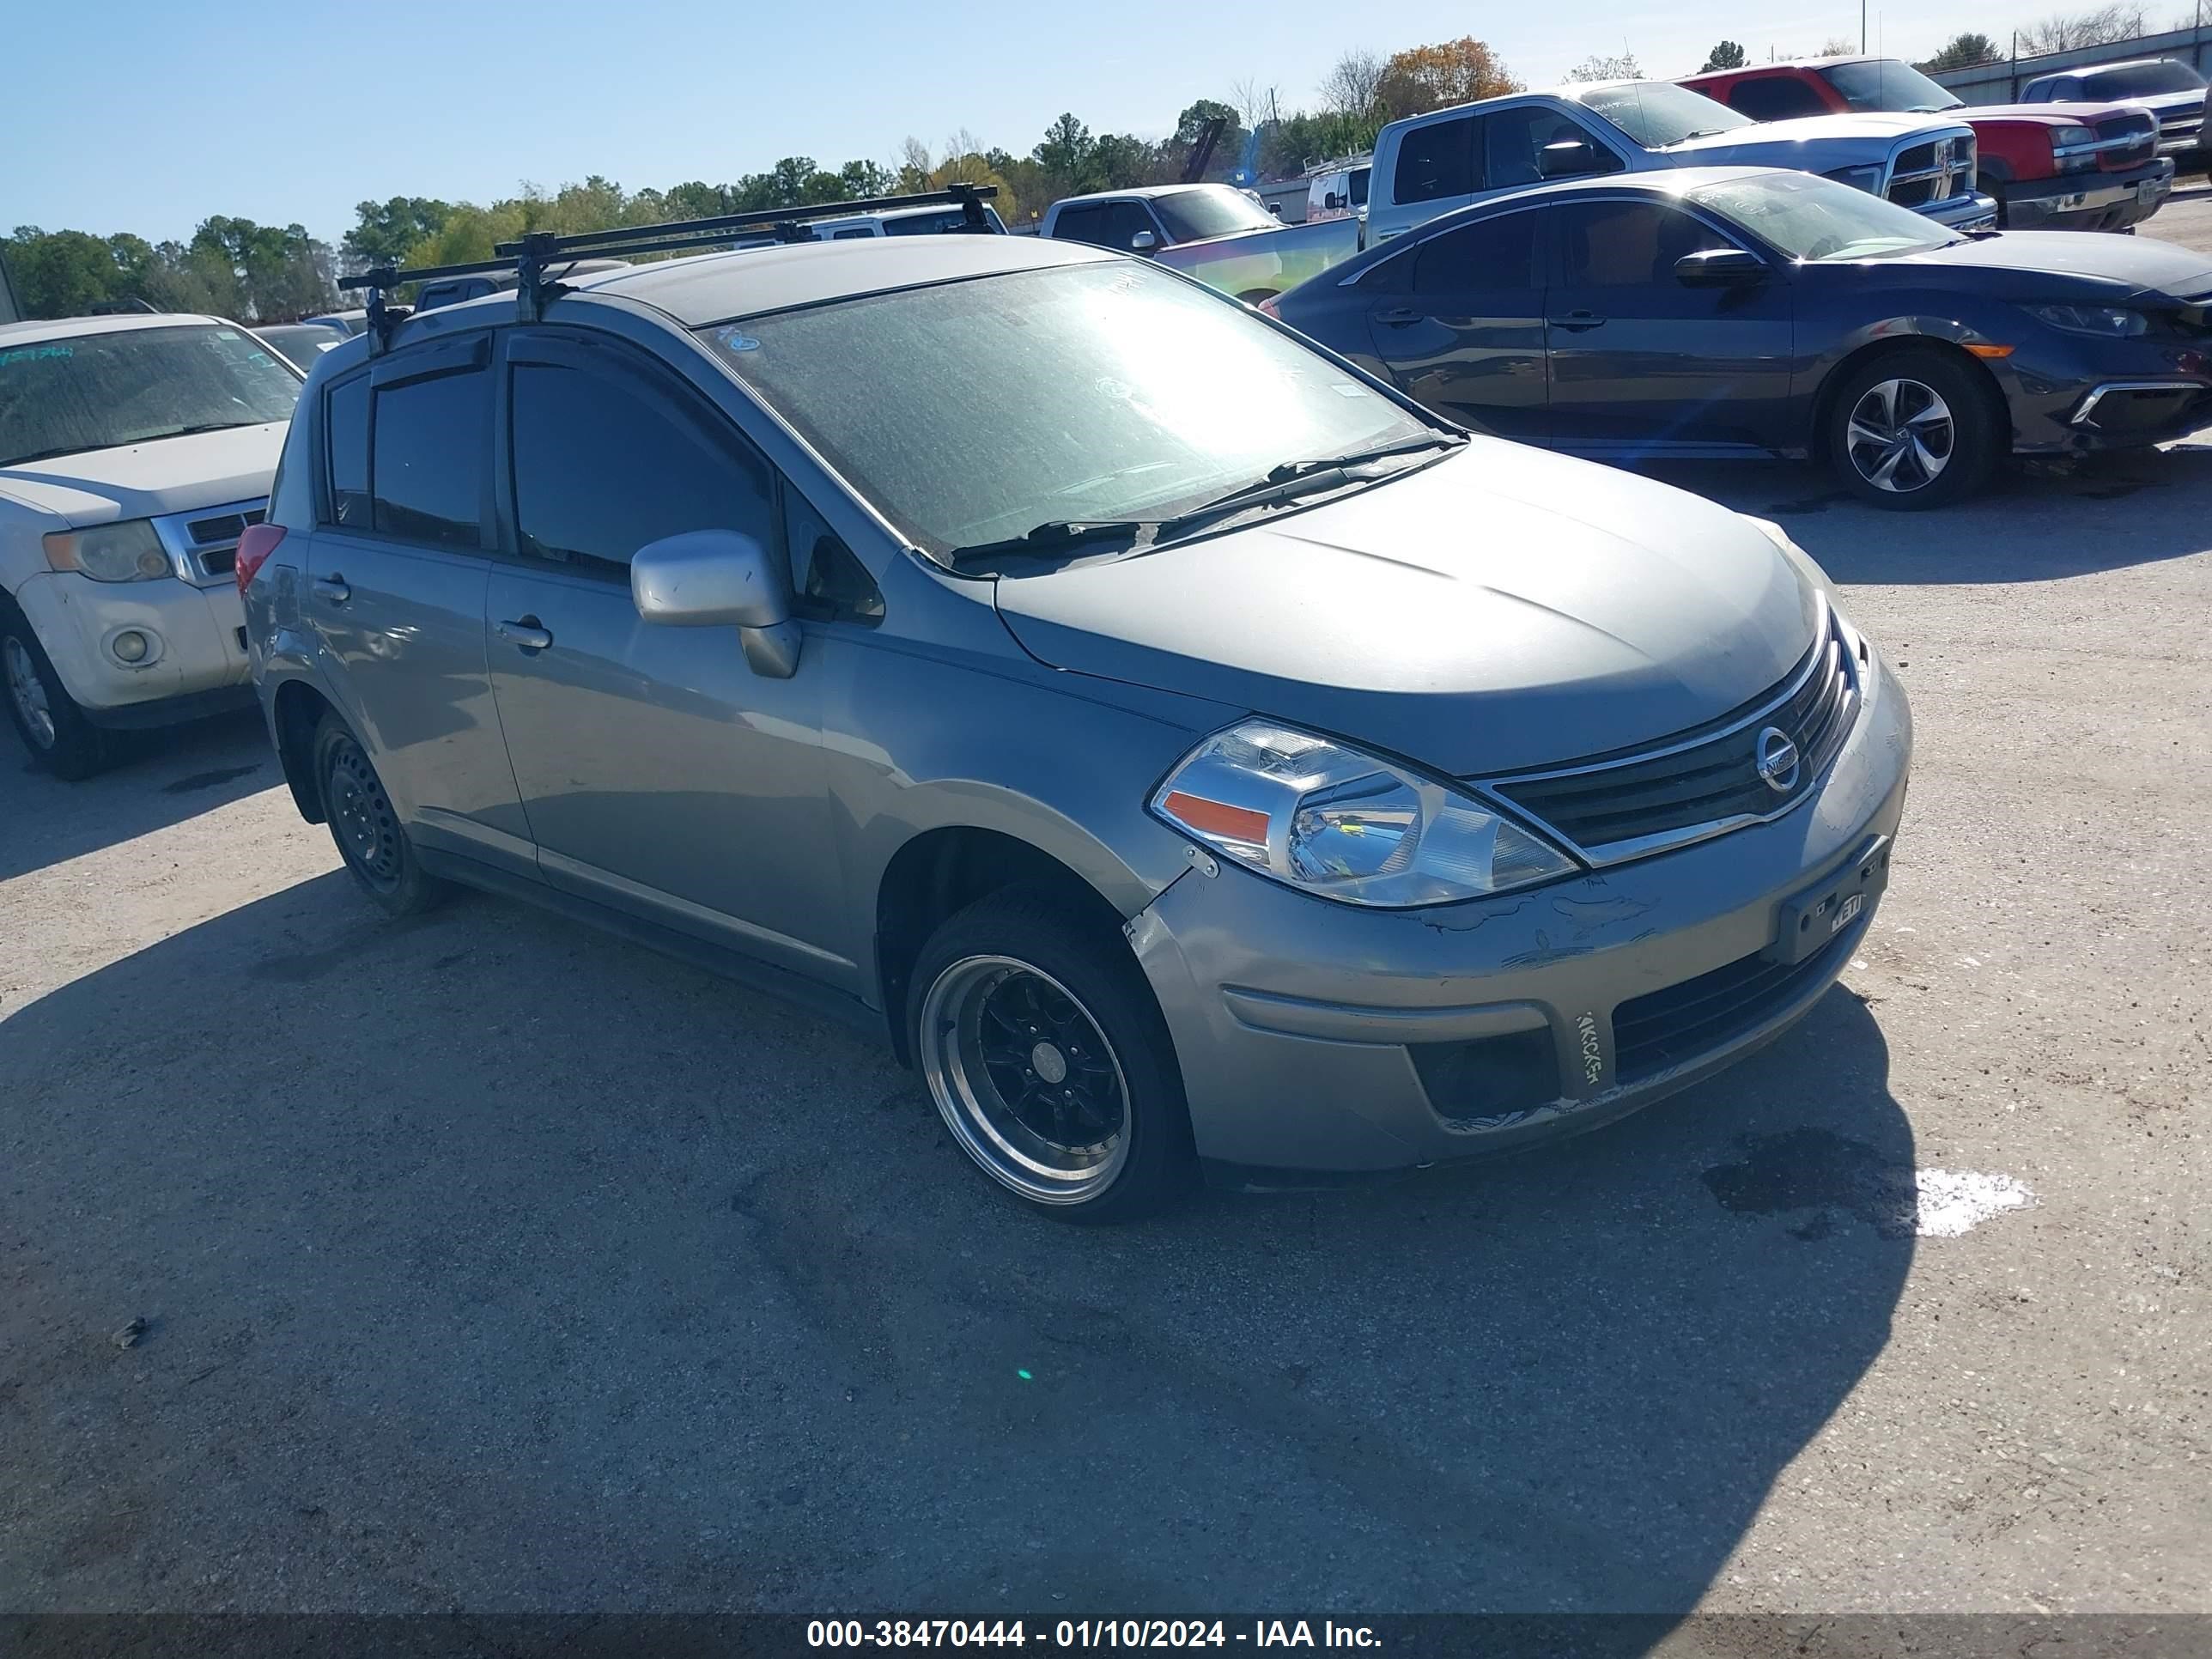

left=338, top=184, right=998, bottom=352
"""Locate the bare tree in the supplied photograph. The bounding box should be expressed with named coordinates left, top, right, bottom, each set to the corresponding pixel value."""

left=1817, top=35, right=1859, bottom=55
left=1565, top=50, right=1643, bottom=81
left=2022, top=2, right=2150, bottom=51
left=1229, top=76, right=1282, bottom=131
left=896, top=136, right=933, bottom=191
left=1320, top=47, right=1387, bottom=113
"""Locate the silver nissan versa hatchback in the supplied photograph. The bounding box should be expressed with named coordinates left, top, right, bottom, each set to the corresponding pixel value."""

left=243, top=214, right=1911, bottom=1221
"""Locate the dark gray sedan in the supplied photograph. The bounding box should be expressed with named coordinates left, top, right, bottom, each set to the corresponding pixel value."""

left=246, top=230, right=1910, bottom=1219
left=1267, top=166, right=2212, bottom=507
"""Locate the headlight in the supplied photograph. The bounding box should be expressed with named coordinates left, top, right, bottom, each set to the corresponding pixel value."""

left=2027, top=301, right=2148, bottom=337
left=43, top=520, right=172, bottom=583
left=1151, top=720, right=1577, bottom=908
left=1824, top=164, right=1886, bottom=194
left=2050, top=124, right=2100, bottom=172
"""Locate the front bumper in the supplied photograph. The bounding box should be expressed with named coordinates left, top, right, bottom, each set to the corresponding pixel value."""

left=11, top=570, right=252, bottom=720
left=1918, top=190, right=2000, bottom=231
left=1999, top=156, right=2174, bottom=229
left=2000, top=326, right=2212, bottom=453
left=1129, top=653, right=1913, bottom=1183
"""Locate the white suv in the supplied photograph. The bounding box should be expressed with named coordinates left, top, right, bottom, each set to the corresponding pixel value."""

left=0, top=313, right=299, bottom=776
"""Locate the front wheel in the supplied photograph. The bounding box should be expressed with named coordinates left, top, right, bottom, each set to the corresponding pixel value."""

left=908, top=884, right=1194, bottom=1222
left=1824, top=348, right=2002, bottom=509
left=1, top=600, right=112, bottom=779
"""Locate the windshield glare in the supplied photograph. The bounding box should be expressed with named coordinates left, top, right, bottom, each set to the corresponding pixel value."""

left=1152, top=188, right=1279, bottom=242
left=0, top=324, right=301, bottom=467
left=2085, top=60, right=2207, bottom=96
left=1820, top=59, right=1963, bottom=111
left=257, top=325, right=349, bottom=368
left=703, top=262, right=1428, bottom=555
left=1577, top=82, right=1753, bottom=148
left=1692, top=172, right=1959, bottom=261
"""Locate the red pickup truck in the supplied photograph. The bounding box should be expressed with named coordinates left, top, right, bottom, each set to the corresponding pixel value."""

left=1679, top=57, right=2173, bottom=231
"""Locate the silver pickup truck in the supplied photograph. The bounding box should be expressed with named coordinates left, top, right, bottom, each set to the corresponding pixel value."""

left=1365, top=81, right=1999, bottom=245
left=1039, top=184, right=1361, bottom=304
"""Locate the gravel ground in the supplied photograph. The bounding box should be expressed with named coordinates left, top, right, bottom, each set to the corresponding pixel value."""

left=3, top=203, right=2209, bottom=1619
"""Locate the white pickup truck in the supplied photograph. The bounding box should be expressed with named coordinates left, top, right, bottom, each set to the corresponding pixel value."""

left=1040, top=183, right=1361, bottom=304
left=1, top=313, right=299, bottom=775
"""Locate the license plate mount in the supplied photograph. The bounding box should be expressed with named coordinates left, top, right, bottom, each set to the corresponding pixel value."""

left=1769, top=836, right=1891, bottom=965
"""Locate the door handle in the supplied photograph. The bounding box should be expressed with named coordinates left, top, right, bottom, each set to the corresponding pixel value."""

left=1372, top=307, right=1425, bottom=326
left=1548, top=310, right=1606, bottom=332
left=312, top=575, right=350, bottom=603
left=495, top=617, right=554, bottom=653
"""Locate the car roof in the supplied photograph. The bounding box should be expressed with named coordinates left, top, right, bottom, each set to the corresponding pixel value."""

left=0, top=311, right=232, bottom=346
left=1052, top=183, right=1233, bottom=206
left=2033, top=58, right=2180, bottom=78
left=566, top=233, right=1116, bottom=326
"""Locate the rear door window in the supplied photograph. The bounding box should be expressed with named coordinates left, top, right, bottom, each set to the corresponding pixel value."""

left=1392, top=116, right=1479, bottom=205
left=1728, top=76, right=1833, bottom=120
left=370, top=355, right=490, bottom=548
left=1052, top=204, right=1113, bottom=246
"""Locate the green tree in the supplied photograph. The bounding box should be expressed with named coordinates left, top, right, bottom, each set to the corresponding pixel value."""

left=1701, top=40, right=1747, bottom=70
left=1919, top=30, right=2002, bottom=69
left=6, top=228, right=119, bottom=319
left=343, top=197, right=454, bottom=270
left=1034, top=112, right=1100, bottom=198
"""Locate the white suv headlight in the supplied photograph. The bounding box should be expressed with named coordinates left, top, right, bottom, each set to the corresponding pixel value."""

left=44, top=520, right=172, bottom=583
left=1151, top=720, right=1577, bottom=908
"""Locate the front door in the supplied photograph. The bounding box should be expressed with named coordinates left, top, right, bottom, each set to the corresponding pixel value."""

left=1362, top=205, right=1550, bottom=444
left=304, top=334, right=534, bottom=871
left=1542, top=197, right=1795, bottom=456
left=483, top=331, right=848, bottom=985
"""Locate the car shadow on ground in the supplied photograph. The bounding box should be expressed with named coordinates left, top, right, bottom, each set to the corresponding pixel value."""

left=0, top=709, right=273, bottom=884
left=1640, top=441, right=2212, bottom=584
left=0, top=867, right=1916, bottom=1621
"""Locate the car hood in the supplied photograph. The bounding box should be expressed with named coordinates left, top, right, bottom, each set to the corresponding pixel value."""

left=1886, top=228, right=2212, bottom=295
left=991, top=443, right=1819, bottom=778
left=0, top=422, right=287, bottom=526
left=1667, top=110, right=1962, bottom=157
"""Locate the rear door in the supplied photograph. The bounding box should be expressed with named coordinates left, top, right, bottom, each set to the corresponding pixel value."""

left=305, top=335, right=533, bottom=871
left=483, top=329, right=852, bottom=985
left=1541, top=196, right=1795, bottom=456
left=1361, top=206, right=1550, bottom=444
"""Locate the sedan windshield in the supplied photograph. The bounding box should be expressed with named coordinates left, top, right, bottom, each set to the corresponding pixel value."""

left=1820, top=59, right=1964, bottom=112
left=255, top=324, right=349, bottom=369
left=1152, top=188, right=1279, bottom=242
left=1577, top=82, right=1753, bottom=148
left=2085, top=60, right=2206, bottom=96
left=0, top=324, right=301, bottom=466
left=702, top=261, right=1430, bottom=556
left=1692, top=171, right=1962, bottom=260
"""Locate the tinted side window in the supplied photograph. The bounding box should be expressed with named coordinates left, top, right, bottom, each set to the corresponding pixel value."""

left=1412, top=211, right=1542, bottom=293
left=1053, top=204, right=1111, bottom=246
left=1556, top=201, right=1730, bottom=288
left=1485, top=107, right=1625, bottom=189
left=1729, top=77, right=1832, bottom=120
left=325, top=374, right=370, bottom=529
left=509, top=360, right=773, bottom=575
left=1392, top=116, right=1477, bottom=205
left=1105, top=203, right=1159, bottom=248
left=371, top=367, right=487, bottom=547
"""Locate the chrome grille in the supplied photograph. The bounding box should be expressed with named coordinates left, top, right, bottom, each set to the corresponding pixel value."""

left=1887, top=131, right=1976, bottom=209
left=152, top=498, right=266, bottom=588
left=1488, top=608, right=1860, bottom=865
left=2094, top=109, right=2158, bottom=171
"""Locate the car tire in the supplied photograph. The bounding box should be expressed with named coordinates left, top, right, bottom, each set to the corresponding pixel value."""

left=1, top=596, right=112, bottom=781
left=1825, top=347, right=2003, bottom=510
left=908, top=882, right=1194, bottom=1223
left=313, top=713, right=447, bottom=917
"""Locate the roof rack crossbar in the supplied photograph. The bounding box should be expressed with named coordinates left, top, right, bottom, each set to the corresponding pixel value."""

left=340, top=184, right=996, bottom=355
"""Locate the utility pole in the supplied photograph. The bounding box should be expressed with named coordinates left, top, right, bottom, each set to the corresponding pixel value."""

left=1862, top=0, right=1868, bottom=52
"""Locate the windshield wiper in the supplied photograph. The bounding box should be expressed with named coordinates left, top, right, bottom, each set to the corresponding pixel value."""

left=944, top=519, right=1162, bottom=568
left=1265, top=431, right=1463, bottom=485
left=154, top=420, right=270, bottom=439
left=1, top=445, right=94, bottom=468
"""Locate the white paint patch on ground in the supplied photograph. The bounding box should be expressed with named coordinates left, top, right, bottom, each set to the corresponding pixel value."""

left=1914, top=1169, right=2035, bottom=1237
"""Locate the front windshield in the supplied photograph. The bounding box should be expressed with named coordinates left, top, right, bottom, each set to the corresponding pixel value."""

left=1152, top=188, right=1279, bottom=242
left=702, top=261, right=1429, bottom=556
left=1692, top=171, right=1960, bottom=261
left=0, top=324, right=301, bottom=467
left=258, top=325, right=348, bottom=368
left=2085, top=60, right=2207, bottom=96
left=1576, top=82, right=1753, bottom=148
left=1820, top=59, right=1963, bottom=112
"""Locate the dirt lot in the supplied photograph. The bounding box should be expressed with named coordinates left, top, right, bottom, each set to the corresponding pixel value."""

left=3, top=202, right=2209, bottom=1618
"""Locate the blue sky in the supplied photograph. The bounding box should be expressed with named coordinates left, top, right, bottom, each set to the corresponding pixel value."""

left=6, top=0, right=1978, bottom=245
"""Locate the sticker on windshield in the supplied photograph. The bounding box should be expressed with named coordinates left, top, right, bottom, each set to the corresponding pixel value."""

left=714, top=326, right=762, bottom=353
left=0, top=345, right=73, bottom=366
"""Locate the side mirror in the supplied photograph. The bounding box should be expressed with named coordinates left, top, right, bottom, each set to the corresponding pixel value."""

left=1129, top=229, right=1158, bottom=252
left=1539, top=138, right=1605, bottom=179
left=631, top=527, right=800, bottom=678
left=1674, top=246, right=1767, bottom=287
